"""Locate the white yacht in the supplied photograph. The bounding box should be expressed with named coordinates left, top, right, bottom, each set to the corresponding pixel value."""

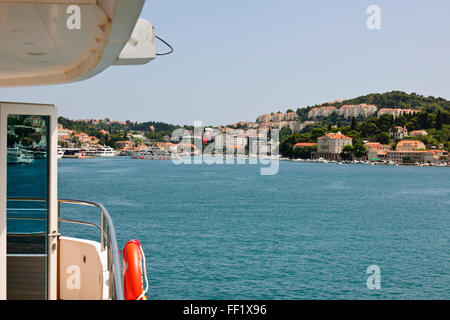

left=130, top=147, right=174, bottom=160
left=57, top=146, right=65, bottom=159
left=0, top=0, right=157, bottom=300
left=7, top=147, right=34, bottom=165
left=96, top=146, right=116, bottom=157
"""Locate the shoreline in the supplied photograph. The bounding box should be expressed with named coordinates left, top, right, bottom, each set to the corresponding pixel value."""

left=58, top=155, right=450, bottom=168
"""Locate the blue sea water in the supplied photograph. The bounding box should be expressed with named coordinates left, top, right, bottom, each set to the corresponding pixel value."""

left=57, top=157, right=450, bottom=300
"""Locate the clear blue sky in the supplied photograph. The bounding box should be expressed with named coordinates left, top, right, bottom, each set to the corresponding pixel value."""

left=1, top=0, right=450, bottom=126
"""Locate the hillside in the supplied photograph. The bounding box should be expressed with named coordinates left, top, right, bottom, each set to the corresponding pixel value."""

left=337, top=91, right=450, bottom=112
left=280, top=91, right=450, bottom=159
left=295, top=91, right=450, bottom=122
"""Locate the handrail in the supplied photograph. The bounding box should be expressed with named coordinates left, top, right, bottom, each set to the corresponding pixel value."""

left=8, top=216, right=101, bottom=230
left=7, top=197, right=124, bottom=300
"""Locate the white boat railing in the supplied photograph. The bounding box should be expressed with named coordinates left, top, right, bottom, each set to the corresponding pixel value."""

left=6, top=197, right=124, bottom=300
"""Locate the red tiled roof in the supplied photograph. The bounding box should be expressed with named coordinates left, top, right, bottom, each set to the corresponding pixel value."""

left=318, top=133, right=352, bottom=140
left=294, top=143, right=317, bottom=148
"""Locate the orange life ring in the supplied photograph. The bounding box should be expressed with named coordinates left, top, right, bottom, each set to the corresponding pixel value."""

left=122, top=239, right=146, bottom=300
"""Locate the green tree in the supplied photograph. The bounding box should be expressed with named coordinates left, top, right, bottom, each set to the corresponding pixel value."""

left=350, top=117, right=357, bottom=131
left=280, top=141, right=294, bottom=158
left=340, top=145, right=353, bottom=160
left=436, top=110, right=443, bottom=130
left=353, top=143, right=367, bottom=159
left=417, top=112, right=431, bottom=129
left=7, top=134, right=19, bottom=147
left=293, top=146, right=317, bottom=159
left=375, top=132, right=390, bottom=144
left=360, top=122, right=379, bottom=138
left=377, top=114, right=394, bottom=132
left=311, top=127, right=328, bottom=140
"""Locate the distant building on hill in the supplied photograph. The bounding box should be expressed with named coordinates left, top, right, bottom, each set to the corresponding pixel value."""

left=256, top=114, right=271, bottom=124
left=378, top=108, right=420, bottom=118
left=307, top=104, right=377, bottom=119
left=308, top=106, right=337, bottom=119
left=396, top=140, right=426, bottom=151
left=389, top=126, right=408, bottom=140
left=256, top=112, right=299, bottom=123
left=409, top=130, right=428, bottom=137
left=337, top=104, right=377, bottom=119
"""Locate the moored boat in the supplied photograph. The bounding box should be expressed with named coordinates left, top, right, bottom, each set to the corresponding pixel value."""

left=7, top=147, right=34, bottom=165
left=96, top=146, right=116, bottom=157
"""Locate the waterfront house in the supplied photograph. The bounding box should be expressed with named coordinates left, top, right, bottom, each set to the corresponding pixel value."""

left=312, top=132, right=352, bottom=160
left=365, top=142, right=390, bottom=161
left=430, top=149, right=448, bottom=161
left=386, top=151, right=433, bottom=164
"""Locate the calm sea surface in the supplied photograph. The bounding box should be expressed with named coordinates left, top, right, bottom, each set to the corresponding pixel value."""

left=58, top=157, right=450, bottom=299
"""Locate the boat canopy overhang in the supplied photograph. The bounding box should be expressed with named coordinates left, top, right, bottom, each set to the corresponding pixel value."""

left=0, top=0, right=156, bottom=87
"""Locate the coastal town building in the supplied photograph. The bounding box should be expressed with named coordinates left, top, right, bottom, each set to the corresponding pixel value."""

left=308, top=106, right=337, bottom=119
left=409, top=130, right=428, bottom=137
left=307, top=104, right=377, bottom=119
left=293, top=143, right=317, bottom=149
left=365, top=142, right=390, bottom=161
left=386, top=151, right=433, bottom=164
left=396, top=140, right=426, bottom=152
left=378, top=108, right=421, bottom=118
left=337, top=104, right=377, bottom=119
left=312, top=132, right=353, bottom=160
left=156, top=142, right=178, bottom=153
left=389, top=126, right=408, bottom=140
left=115, top=141, right=134, bottom=150
left=430, top=149, right=448, bottom=161
left=256, top=114, right=271, bottom=124
left=285, top=112, right=299, bottom=121
left=256, top=112, right=299, bottom=124
left=249, top=139, right=271, bottom=155
left=57, top=124, right=73, bottom=138
left=271, top=113, right=284, bottom=123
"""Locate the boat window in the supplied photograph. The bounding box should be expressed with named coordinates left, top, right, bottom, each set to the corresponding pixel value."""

left=6, top=114, right=49, bottom=300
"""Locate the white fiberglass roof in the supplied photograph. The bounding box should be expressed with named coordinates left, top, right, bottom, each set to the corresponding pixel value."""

left=0, top=0, right=154, bottom=87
